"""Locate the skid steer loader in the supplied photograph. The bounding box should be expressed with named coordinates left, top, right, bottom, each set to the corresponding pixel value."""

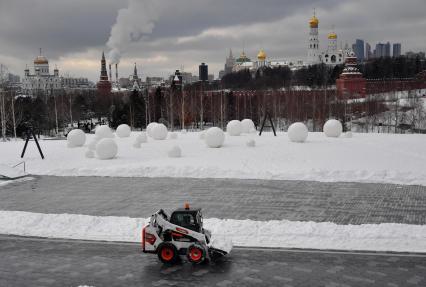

left=142, top=204, right=230, bottom=264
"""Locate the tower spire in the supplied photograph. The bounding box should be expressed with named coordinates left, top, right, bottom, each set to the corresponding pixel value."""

left=100, top=51, right=108, bottom=81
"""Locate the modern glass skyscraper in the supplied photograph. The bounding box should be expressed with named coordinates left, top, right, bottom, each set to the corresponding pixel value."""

left=393, top=43, right=402, bottom=57
left=353, top=39, right=365, bottom=62
left=385, top=42, right=391, bottom=57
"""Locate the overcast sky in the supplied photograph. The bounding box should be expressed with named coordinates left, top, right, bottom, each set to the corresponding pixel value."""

left=0, top=0, right=425, bottom=82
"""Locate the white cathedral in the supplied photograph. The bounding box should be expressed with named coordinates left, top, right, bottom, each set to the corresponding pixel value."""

left=22, top=51, right=61, bottom=96
left=307, top=12, right=348, bottom=66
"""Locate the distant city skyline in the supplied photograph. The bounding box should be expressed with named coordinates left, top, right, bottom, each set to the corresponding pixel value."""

left=0, top=0, right=425, bottom=82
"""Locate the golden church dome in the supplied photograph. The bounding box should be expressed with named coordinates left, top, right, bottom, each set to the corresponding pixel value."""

left=34, top=55, right=48, bottom=65
left=257, top=49, right=267, bottom=60
left=309, top=15, right=319, bottom=28
left=328, top=32, right=337, bottom=39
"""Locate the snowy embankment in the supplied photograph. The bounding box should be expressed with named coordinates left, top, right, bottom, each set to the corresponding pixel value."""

left=1, top=210, right=425, bottom=253
left=1, top=132, right=426, bottom=186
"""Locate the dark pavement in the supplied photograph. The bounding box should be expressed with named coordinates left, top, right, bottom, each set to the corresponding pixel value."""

left=0, top=236, right=425, bottom=287
left=0, top=176, right=425, bottom=224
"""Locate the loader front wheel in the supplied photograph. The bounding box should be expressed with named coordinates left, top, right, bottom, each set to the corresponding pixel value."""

left=157, top=243, right=179, bottom=264
left=187, top=244, right=205, bottom=264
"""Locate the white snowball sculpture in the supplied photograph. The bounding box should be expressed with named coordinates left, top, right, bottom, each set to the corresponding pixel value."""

left=116, top=124, right=131, bottom=138
left=95, top=125, right=114, bottom=140
left=323, top=119, right=343, bottom=138
left=151, top=123, right=168, bottom=140
left=288, top=122, right=308, bottom=143
left=88, top=139, right=99, bottom=151
left=169, top=132, right=178, bottom=139
left=241, top=119, right=255, bottom=134
left=146, top=122, right=158, bottom=137
left=168, top=145, right=182, bottom=158
left=205, top=127, right=225, bottom=148
left=95, top=138, right=118, bottom=160
left=227, top=120, right=243, bottom=136
left=246, top=139, right=256, bottom=147
left=85, top=149, right=94, bottom=158
left=136, top=133, right=147, bottom=144
left=67, top=129, right=86, bottom=147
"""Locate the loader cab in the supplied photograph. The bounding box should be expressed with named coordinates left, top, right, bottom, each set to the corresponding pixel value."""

left=170, top=207, right=203, bottom=233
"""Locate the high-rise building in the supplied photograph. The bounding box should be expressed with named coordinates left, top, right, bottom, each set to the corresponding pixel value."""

left=393, top=43, right=401, bottom=57
left=224, top=49, right=235, bottom=75
left=384, top=42, right=391, bottom=57
left=199, top=63, right=208, bottom=81
left=352, top=39, right=365, bottom=62
left=374, top=43, right=386, bottom=58
left=365, top=43, right=372, bottom=60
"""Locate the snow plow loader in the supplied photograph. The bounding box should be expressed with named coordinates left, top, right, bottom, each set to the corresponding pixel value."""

left=142, top=204, right=231, bottom=264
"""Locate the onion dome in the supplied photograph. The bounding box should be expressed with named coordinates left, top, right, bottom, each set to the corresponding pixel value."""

left=257, top=49, right=267, bottom=61
left=309, top=15, right=319, bottom=28
left=34, top=55, right=48, bottom=65
left=328, top=32, right=337, bottom=39
left=236, top=51, right=251, bottom=63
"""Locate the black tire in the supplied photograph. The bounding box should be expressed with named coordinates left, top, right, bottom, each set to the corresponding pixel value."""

left=187, top=244, right=206, bottom=264
left=157, top=242, right=179, bottom=264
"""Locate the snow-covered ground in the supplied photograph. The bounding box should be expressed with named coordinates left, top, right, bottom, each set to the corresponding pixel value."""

left=1, top=131, right=426, bottom=186
left=1, top=210, right=425, bottom=253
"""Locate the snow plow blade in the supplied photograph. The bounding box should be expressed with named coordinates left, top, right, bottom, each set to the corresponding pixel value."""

left=208, top=247, right=228, bottom=260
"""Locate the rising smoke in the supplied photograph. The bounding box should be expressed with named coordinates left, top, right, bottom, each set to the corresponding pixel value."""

left=106, top=0, right=160, bottom=64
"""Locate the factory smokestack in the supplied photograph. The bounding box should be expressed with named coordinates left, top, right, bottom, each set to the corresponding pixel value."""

left=109, top=64, right=112, bottom=82
left=115, top=63, right=118, bottom=84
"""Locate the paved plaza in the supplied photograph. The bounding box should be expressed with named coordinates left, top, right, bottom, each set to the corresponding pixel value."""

left=1, top=236, right=425, bottom=287
left=0, top=176, right=425, bottom=224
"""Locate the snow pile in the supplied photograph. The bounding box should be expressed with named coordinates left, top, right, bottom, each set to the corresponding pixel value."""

left=95, top=125, right=114, bottom=139
left=85, top=150, right=95, bottom=158
left=209, top=235, right=233, bottom=254
left=168, top=145, right=182, bottom=158
left=246, top=139, right=256, bottom=147
left=288, top=122, right=308, bottom=143
left=227, top=120, right=242, bottom=136
left=0, top=163, right=26, bottom=179
left=136, top=133, right=147, bottom=144
left=205, top=127, right=225, bottom=148
left=324, top=119, right=343, bottom=138
left=87, top=139, right=98, bottom=151
left=66, top=129, right=86, bottom=147
left=1, top=210, right=426, bottom=253
left=241, top=119, right=255, bottom=134
left=199, top=131, right=206, bottom=139
left=151, top=123, right=168, bottom=140
left=169, top=132, right=178, bottom=139
left=116, top=124, right=131, bottom=138
left=181, top=129, right=187, bottom=134
left=146, top=122, right=158, bottom=137
left=95, top=138, right=118, bottom=160
left=343, top=131, right=353, bottom=138
left=133, top=142, right=141, bottom=148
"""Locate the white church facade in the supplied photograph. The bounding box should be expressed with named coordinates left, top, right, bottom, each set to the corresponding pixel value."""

left=22, top=51, right=61, bottom=96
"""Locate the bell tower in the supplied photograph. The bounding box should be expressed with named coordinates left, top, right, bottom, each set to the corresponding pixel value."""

left=307, top=10, right=320, bottom=65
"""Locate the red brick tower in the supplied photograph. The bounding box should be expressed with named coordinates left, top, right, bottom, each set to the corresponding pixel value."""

left=96, top=52, right=112, bottom=96
left=336, top=51, right=366, bottom=99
